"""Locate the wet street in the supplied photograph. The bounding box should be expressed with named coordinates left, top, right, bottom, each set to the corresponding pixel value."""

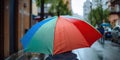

left=73, top=40, right=120, bottom=60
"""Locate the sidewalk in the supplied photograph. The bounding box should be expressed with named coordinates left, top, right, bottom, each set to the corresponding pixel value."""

left=101, top=41, right=120, bottom=60
left=72, top=40, right=120, bottom=60
left=92, top=40, right=120, bottom=60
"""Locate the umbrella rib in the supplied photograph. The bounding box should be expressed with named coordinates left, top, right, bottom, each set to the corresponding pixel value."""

left=53, top=16, right=59, bottom=54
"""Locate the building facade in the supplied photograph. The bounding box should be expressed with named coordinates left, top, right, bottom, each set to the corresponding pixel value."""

left=0, top=0, right=4, bottom=59
left=92, top=0, right=108, bottom=9
left=92, top=0, right=100, bottom=9
left=83, top=0, right=92, bottom=22
left=0, top=0, right=32, bottom=59
left=101, top=0, right=108, bottom=10
left=108, top=0, right=120, bottom=12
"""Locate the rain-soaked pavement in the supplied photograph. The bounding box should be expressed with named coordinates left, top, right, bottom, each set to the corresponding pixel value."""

left=94, top=40, right=120, bottom=60
left=6, top=40, right=120, bottom=60
left=73, top=40, right=120, bottom=60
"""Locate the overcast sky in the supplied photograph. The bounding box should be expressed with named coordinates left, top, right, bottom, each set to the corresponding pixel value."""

left=71, top=0, right=87, bottom=16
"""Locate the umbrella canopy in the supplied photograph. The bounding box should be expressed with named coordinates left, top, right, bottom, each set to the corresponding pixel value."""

left=21, top=16, right=102, bottom=55
left=101, top=23, right=110, bottom=27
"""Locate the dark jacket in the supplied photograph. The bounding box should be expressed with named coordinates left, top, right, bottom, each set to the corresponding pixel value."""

left=45, top=51, right=78, bottom=60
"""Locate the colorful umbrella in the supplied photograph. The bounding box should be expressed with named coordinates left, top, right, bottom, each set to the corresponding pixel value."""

left=21, top=16, right=102, bottom=55
left=101, top=23, right=110, bottom=27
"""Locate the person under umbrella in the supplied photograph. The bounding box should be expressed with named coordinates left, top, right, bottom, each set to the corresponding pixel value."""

left=45, top=51, right=78, bottom=60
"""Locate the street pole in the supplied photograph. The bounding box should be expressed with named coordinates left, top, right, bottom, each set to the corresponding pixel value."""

left=30, top=0, right=32, bottom=27
left=40, top=0, right=44, bottom=21
left=90, top=2, right=92, bottom=24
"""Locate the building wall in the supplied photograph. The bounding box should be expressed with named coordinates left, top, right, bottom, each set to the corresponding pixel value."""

left=0, top=0, right=4, bottom=59
left=32, top=2, right=38, bottom=15
left=18, top=0, right=31, bottom=50
left=92, top=0, right=108, bottom=10
left=4, top=0, right=10, bottom=57
left=102, top=0, right=108, bottom=10
left=83, top=0, right=91, bottom=22
left=92, top=0, right=99, bottom=9
left=108, top=0, right=120, bottom=12
left=0, top=0, right=31, bottom=59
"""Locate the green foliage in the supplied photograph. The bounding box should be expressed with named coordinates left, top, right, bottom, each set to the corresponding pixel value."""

left=36, top=0, right=54, bottom=7
left=48, top=0, right=72, bottom=16
left=88, top=4, right=110, bottom=26
left=35, top=0, right=71, bottom=16
left=36, top=0, right=41, bottom=7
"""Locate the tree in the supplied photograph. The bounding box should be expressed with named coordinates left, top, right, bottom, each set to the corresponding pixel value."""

left=35, top=0, right=55, bottom=20
left=48, top=0, right=72, bottom=16
left=36, top=0, right=53, bottom=7
left=88, top=0, right=110, bottom=26
left=35, top=0, right=71, bottom=18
